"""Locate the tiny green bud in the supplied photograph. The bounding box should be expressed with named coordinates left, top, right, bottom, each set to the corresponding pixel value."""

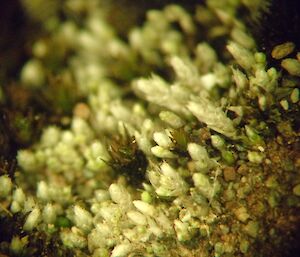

left=271, top=42, right=295, bottom=60
left=0, top=175, right=12, bottom=198
left=280, top=99, right=289, bottom=110
left=141, top=191, right=152, bottom=203
left=290, top=88, right=299, bottom=103
left=245, top=125, right=263, bottom=145
left=267, top=67, right=278, bottom=78
left=56, top=216, right=72, bottom=228
left=281, top=58, right=300, bottom=77
left=211, top=135, right=225, bottom=149
left=254, top=52, right=266, bottom=64
left=247, top=151, right=264, bottom=164
left=221, top=150, right=236, bottom=165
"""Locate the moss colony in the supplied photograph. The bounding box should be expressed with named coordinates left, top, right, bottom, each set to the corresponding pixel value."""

left=0, top=0, right=300, bottom=256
